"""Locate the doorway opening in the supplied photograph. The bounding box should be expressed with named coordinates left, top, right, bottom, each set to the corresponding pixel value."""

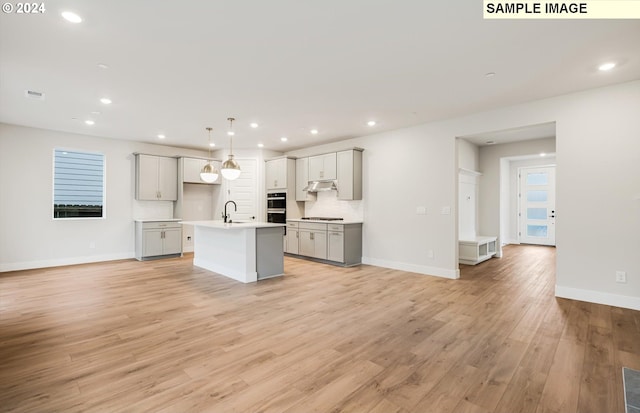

left=456, top=121, right=557, bottom=272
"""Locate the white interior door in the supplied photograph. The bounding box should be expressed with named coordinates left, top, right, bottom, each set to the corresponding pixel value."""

left=518, top=166, right=556, bottom=246
left=226, top=158, right=257, bottom=221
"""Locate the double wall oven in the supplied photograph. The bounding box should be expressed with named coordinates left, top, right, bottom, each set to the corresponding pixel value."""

left=266, top=192, right=287, bottom=224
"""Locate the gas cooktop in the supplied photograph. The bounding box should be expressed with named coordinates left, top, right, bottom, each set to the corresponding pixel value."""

left=301, top=217, right=344, bottom=221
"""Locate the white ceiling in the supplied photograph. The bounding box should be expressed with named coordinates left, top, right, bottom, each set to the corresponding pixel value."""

left=1, top=1, right=639, bottom=151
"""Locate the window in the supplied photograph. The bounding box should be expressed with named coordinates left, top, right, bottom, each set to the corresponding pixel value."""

left=53, top=149, right=105, bottom=219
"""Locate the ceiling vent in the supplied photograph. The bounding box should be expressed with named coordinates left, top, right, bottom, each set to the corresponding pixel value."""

left=25, top=90, right=45, bottom=100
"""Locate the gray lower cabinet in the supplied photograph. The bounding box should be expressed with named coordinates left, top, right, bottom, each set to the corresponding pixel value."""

left=286, top=220, right=362, bottom=266
left=285, top=222, right=299, bottom=254
left=135, top=221, right=182, bottom=260
left=299, top=227, right=327, bottom=259
left=327, top=230, right=344, bottom=262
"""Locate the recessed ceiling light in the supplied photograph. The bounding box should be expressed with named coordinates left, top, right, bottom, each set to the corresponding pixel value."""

left=100, top=97, right=112, bottom=105
left=598, top=62, right=616, bottom=71
left=257, top=143, right=264, bottom=148
left=209, top=142, right=215, bottom=147
left=250, top=122, right=259, bottom=128
left=85, top=120, right=95, bottom=125
left=157, top=134, right=165, bottom=139
left=367, top=120, right=376, bottom=127
left=280, top=137, right=288, bottom=142
left=485, top=72, right=496, bottom=78
left=61, top=11, right=82, bottom=23
left=97, top=63, right=110, bottom=69
left=310, top=129, right=319, bottom=135
left=227, top=131, right=235, bottom=136
left=539, top=152, right=546, bottom=157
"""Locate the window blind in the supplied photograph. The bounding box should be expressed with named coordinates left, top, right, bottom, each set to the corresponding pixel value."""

left=53, top=149, right=104, bottom=218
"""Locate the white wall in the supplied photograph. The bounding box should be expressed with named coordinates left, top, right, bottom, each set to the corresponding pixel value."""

left=457, top=138, right=480, bottom=172
left=0, top=123, right=209, bottom=271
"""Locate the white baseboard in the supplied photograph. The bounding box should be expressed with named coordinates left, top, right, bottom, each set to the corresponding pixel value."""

left=362, top=257, right=460, bottom=279
left=0, top=252, right=135, bottom=273
left=555, top=285, right=640, bottom=311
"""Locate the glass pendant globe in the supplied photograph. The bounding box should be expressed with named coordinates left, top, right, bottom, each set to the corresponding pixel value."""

left=200, top=163, right=218, bottom=183
left=221, top=157, right=241, bottom=180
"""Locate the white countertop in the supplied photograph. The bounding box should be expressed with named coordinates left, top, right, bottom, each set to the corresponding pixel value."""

left=287, top=219, right=363, bottom=225
left=180, top=220, right=285, bottom=229
left=134, top=218, right=182, bottom=223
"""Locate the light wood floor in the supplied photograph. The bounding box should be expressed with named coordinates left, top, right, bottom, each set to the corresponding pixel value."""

left=1, top=245, right=639, bottom=412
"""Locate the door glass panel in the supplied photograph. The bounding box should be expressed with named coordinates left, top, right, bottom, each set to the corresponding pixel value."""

left=527, top=225, right=548, bottom=237
left=526, top=172, right=548, bottom=185
left=527, top=208, right=547, bottom=220
left=527, top=190, right=548, bottom=202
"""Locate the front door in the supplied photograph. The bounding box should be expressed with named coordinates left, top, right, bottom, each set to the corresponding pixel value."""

left=518, top=166, right=556, bottom=246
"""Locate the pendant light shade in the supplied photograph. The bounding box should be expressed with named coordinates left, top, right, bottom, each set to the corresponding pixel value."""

left=221, top=155, right=241, bottom=180
left=200, top=127, right=219, bottom=183
left=221, top=117, right=241, bottom=180
left=200, top=162, right=218, bottom=183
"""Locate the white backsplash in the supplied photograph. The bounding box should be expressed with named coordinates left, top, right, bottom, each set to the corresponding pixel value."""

left=304, top=191, right=363, bottom=221
left=133, top=200, right=174, bottom=220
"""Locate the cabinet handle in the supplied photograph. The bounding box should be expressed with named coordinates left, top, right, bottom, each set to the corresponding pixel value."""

left=320, top=171, right=324, bottom=178
left=296, top=232, right=298, bottom=238
left=310, top=233, right=314, bottom=240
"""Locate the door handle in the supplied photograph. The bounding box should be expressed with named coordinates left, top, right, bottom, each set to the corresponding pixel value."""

left=549, top=215, right=555, bottom=218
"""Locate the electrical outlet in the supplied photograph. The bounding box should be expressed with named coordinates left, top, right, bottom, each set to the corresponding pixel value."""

left=187, top=236, right=192, bottom=241
left=427, top=250, right=434, bottom=259
left=615, top=271, right=627, bottom=283
left=89, top=241, right=96, bottom=249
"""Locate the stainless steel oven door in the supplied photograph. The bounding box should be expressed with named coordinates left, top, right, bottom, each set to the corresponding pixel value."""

left=267, top=209, right=286, bottom=224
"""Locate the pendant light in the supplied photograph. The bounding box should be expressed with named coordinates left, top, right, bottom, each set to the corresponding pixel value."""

left=221, top=117, right=241, bottom=180
left=200, top=127, right=219, bottom=183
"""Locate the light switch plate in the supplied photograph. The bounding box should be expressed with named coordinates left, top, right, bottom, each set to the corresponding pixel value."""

left=441, top=206, right=451, bottom=215
left=416, top=206, right=427, bottom=215
left=616, top=271, right=627, bottom=283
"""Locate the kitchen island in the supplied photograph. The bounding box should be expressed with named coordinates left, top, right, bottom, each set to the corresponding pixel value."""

left=180, top=221, right=285, bottom=283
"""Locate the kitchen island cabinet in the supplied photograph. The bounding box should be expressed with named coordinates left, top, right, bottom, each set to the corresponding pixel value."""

left=181, top=221, right=286, bottom=283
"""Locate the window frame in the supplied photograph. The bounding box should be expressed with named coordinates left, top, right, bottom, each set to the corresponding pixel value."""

left=52, top=148, right=106, bottom=220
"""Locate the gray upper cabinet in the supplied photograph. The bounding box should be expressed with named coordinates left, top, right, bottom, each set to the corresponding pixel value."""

left=266, top=158, right=287, bottom=190
left=308, top=153, right=337, bottom=181
left=135, top=154, right=178, bottom=201
left=337, top=149, right=363, bottom=200
left=182, top=157, right=221, bottom=184
left=295, top=157, right=314, bottom=201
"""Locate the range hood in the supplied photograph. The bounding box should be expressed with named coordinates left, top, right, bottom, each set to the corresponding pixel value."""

left=302, top=180, right=337, bottom=192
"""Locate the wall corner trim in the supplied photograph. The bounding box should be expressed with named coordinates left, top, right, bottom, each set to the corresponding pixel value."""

left=555, top=285, right=640, bottom=311
left=362, top=257, right=460, bottom=279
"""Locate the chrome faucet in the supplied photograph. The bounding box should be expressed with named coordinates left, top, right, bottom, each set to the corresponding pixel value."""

left=223, top=200, right=237, bottom=223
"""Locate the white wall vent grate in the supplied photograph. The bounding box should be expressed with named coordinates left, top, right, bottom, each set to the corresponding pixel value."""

left=25, top=90, right=45, bottom=100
